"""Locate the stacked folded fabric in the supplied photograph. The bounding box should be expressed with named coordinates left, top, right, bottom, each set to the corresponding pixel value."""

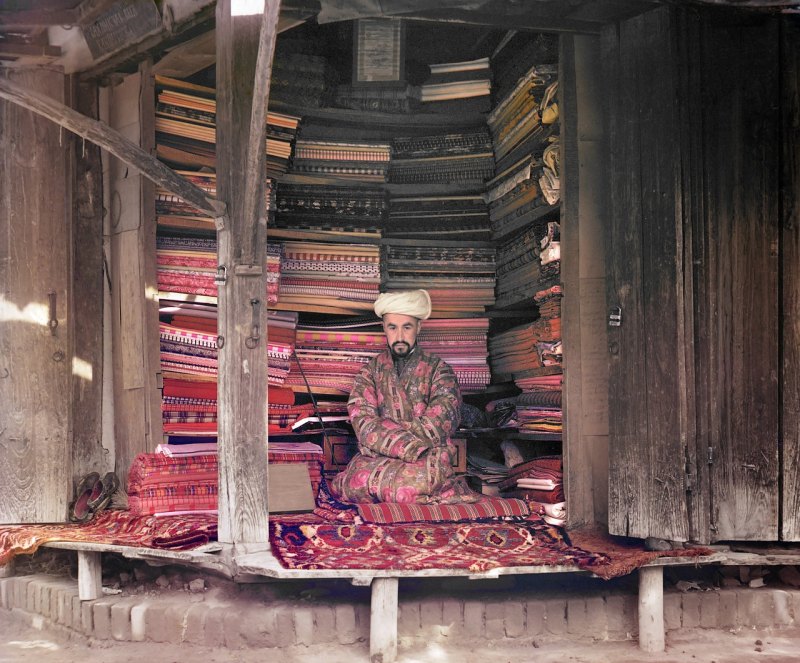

left=283, top=318, right=384, bottom=395
left=497, top=455, right=565, bottom=526
left=290, top=139, right=391, bottom=183
left=270, top=51, right=334, bottom=109
left=383, top=244, right=496, bottom=316
left=272, top=182, right=387, bottom=240
left=161, top=376, right=217, bottom=443
left=418, top=57, right=491, bottom=115
left=127, top=442, right=325, bottom=516
left=494, top=218, right=560, bottom=309
left=267, top=242, right=282, bottom=306
left=156, top=171, right=217, bottom=235
left=485, top=64, right=559, bottom=241
left=418, top=318, right=491, bottom=393
left=388, top=128, right=495, bottom=188
left=488, top=308, right=561, bottom=382
left=267, top=310, right=297, bottom=386
left=334, top=82, right=421, bottom=114
left=275, top=241, right=381, bottom=315
left=386, top=194, right=491, bottom=241
left=157, top=234, right=218, bottom=302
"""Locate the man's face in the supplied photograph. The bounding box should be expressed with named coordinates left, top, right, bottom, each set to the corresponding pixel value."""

left=382, top=313, right=421, bottom=357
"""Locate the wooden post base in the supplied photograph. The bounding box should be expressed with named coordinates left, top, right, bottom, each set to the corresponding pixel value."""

left=370, top=577, right=399, bottom=663
left=638, top=565, right=665, bottom=652
left=77, top=550, right=102, bottom=601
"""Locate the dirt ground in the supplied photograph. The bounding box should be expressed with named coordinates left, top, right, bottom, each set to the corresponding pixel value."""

left=3, top=608, right=800, bottom=663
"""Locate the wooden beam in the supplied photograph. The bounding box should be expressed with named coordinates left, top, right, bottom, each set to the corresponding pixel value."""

left=215, top=0, right=276, bottom=546
left=0, top=43, right=62, bottom=58
left=403, top=10, right=603, bottom=35
left=241, top=2, right=280, bottom=267
left=0, top=76, right=225, bottom=219
left=77, top=550, right=102, bottom=600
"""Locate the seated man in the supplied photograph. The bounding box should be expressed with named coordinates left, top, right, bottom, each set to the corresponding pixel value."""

left=332, top=289, right=477, bottom=504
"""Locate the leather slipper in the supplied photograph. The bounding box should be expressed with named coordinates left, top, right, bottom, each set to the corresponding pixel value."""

left=69, top=472, right=100, bottom=522
left=87, top=471, right=119, bottom=513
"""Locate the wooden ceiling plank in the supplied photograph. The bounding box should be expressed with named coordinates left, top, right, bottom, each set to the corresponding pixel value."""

left=401, top=9, right=603, bottom=35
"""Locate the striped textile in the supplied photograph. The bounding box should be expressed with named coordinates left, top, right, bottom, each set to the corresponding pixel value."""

left=356, top=497, right=529, bottom=524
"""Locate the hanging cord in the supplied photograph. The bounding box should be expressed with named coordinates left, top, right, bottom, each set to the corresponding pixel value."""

left=291, top=352, right=330, bottom=450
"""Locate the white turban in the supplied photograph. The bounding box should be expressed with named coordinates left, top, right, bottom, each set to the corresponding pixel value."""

left=373, top=289, right=432, bottom=320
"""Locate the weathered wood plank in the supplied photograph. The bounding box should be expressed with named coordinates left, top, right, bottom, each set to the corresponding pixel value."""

left=635, top=7, right=689, bottom=542
left=77, top=550, right=102, bottom=601
left=603, top=14, right=649, bottom=539
left=674, top=8, right=707, bottom=543
left=68, top=76, right=106, bottom=480
left=0, top=68, right=72, bottom=524
left=0, top=76, right=223, bottom=219
left=638, top=566, right=665, bottom=652
left=699, top=15, right=780, bottom=541
left=780, top=16, right=800, bottom=541
left=215, top=0, right=278, bottom=545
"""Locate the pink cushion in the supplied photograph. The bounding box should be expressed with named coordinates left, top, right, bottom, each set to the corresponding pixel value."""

left=357, top=497, right=530, bottom=524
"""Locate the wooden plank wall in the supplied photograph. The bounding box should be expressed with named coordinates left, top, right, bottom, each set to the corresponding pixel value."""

left=107, top=66, right=161, bottom=488
left=602, top=7, right=691, bottom=541
left=694, top=13, right=780, bottom=542
left=0, top=68, right=72, bottom=523
left=68, top=76, right=107, bottom=480
left=561, top=34, right=610, bottom=527
left=781, top=18, right=800, bottom=541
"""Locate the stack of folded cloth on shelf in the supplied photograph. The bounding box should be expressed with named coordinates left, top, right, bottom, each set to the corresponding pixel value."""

left=498, top=455, right=565, bottom=526
left=388, top=128, right=495, bottom=188
left=156, top=171, right=217, bottom=235
left=283, top=317, right=385, bottom=395
left=334, top=82, right=421, bottom=114
left=386, top=194, right=491, bottom=241
left=267, top=310, right=297, bottom=387
left=488, top=302, right=561, bottom=381
left=267, top=241, right=283, bottom=306
left=272, top=182, right=387, bottom=240
left=484, top=64, right=559, bottom=240
left=126, top=442, right=324, bottom=516
left=494, top=219, right=561, bottom=309
left=383, top=244, right=496, bottom=316
left=417, top=57, right=492, bottom=114
left=290, top=139, right=391, bottom=183
left=276, top=241, right=381, bottom=314
left=157, top=234, right=218, bottom=301
left=270, top=50, right=335, bottom=109
left=418, top=318, right=491, bottom=393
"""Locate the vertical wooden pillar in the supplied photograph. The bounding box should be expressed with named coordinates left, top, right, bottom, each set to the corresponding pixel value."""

left=638, top=565, right=665, bottom=652
left=370, top=577, right=399, bottom=663
left=215, top=0, right=279, bottom=545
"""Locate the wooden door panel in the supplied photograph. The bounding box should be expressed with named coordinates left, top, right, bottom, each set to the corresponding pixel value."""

left=697, top=18, right=780, bottom=541
left=604, top=8, right=690, bottom=541
left=782, top=19, right=800, bottom=541
left=0, top=69, right=71, bottom=523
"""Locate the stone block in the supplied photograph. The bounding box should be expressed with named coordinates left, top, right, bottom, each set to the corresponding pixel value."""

left=441, top=598, right=462, bottom=638
left=110, top=599, right=135, bottom=641
left=293, top=604, right=315, bottom=646
left=80, top=600, right=93, bottom=634
left=504, top=600, right=525, bottom=638
left=717, top=589, right=738, bottom=629
left=544, top=598, right=567, bottom=635
left=143, top=601, right=170, bottom=642
left=203, top=605, right=228, bottom=648
left=606, top=594, right=636, bottom=639
left=698, top=590, right=720, bottom=629
left=419, top=598, right=444, bottom=637
left=182, top=602, right=208, bottom=644
left=398, top=599, right=421, bottom=637
left=485, top=600, right=505, bottom=640
left=312, top=604, right=336, bottom=644
left=275, top=607, right=297, bottom=647
left=462, top=599, right=485, bottom=639
left=164, top=603, right=189, bottom=644
left=524, top=598, right=545, bottom=636
left=91, top=599, right=114, bottom=640
left=335, top=603, right=359, bottom=644
left=736, top=588, right=758, bottom=628
left=772, top=590, right=793, bottom=626
left=663, top=592, right=681, bottom=632
left=681, top=592, right=702, bottom=628
left=237, top=605, right=279, bottom=648
left=753, top=590, right=777, bottom=628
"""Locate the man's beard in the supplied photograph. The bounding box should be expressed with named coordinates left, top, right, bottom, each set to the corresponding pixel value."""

left=390, top=341, right=414, bottom=358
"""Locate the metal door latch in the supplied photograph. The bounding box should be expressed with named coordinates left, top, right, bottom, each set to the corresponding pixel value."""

left=608, top=306, right=622, bottom=327
left=245, top=298, right=261, bottom=349
left=48, top=291, right=58, bottom=335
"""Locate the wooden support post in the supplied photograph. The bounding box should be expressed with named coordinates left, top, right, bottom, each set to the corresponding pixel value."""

left=77, top=550, right=102, bottom=601
left=638, top=565, right=665, bottom=652
left=370, top=577, right=399, bottom=663
left=215, top=0, right=279, bottom=545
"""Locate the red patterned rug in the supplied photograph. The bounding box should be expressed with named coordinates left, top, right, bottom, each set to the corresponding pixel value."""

left=269, top=512, right=613, bottom=574
left=0, top=511, right=217, bottom=565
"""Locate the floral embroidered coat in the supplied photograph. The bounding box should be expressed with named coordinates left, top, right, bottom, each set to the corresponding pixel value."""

left=332, top=347, right=471, bottom=504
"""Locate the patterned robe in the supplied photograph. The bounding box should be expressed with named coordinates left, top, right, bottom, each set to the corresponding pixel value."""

left=332, top=347, right=476, bottom=504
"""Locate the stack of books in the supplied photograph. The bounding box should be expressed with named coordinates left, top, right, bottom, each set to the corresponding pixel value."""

left=418, top=57, right=491, bottom=114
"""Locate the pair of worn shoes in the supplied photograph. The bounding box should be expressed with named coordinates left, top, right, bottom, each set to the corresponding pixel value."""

left=69, top=471, right=119, bottom=523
